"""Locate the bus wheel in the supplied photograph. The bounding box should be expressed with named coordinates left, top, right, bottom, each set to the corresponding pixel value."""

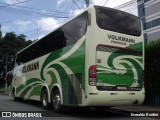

left=41, top=88, right=49, bottom=109
left=13, top=94, right=18, bottom=101
left=12, top=88, right=18, bottom=101
left=52, top=90, right=62, bottom=112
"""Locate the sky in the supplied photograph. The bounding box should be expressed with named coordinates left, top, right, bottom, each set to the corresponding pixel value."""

left=0, top=0, right=136, bottom=40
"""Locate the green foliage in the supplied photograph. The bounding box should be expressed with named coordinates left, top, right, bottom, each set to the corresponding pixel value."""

left=0, top=32, right=32, bottom=87
left=0, top=88, right=5, bottom=93
left=144, top=39, right=160, bottom=104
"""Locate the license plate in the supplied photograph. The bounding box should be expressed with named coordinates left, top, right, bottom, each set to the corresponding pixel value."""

left=117, top=86, right=127, bottom=90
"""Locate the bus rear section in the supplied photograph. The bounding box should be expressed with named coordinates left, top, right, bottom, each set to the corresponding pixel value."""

left=86, top=47, right=144, bottom=106
left=96, top=45, right=143, bottom=92
left=85, top=6, right=144, bottom=106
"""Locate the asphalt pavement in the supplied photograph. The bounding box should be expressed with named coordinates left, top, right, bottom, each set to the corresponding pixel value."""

left=112, top=105, right=160, bottom=112
left=0, top=94, right=159, bottom=120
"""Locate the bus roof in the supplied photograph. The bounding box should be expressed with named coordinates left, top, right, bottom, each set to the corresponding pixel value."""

left=17, top=5, right=137, bottom=55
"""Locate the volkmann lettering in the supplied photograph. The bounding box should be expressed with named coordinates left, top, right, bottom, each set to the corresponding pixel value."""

left=108, top=34, right=135, bottom=44
left=22, top=61, right=39, bottom=73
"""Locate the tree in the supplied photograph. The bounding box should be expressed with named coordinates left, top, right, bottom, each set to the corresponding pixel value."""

left=144, top=39, right=160, bottom=104
left=0, top=32, right=32, bottom=87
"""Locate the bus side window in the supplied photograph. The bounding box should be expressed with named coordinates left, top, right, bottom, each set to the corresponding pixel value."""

left=61, top=12, right=88, bottom=46
left=54, top=30, right=67, bottom=49
left=17, top=53, right=22, bottom=64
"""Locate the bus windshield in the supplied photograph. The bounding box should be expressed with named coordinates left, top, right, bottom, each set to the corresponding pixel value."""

left=95, top=6, right=141, bottom=36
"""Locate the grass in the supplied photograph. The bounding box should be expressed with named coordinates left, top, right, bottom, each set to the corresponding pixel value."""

left=0, top=88, right=5, bottom=93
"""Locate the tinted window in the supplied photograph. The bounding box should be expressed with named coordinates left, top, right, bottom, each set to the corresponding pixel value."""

left=138, top=4, right=145, bottom=17
left=16, top=12, right=88, bottom=64
left=95, top=6, right=141, bottom=36
left=62, top=12, right=88, bottom=45
left=146, top=18, right=160, bottom=29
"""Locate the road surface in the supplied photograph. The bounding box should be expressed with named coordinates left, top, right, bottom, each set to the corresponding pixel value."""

left=0, top=94, right=156, bottom=120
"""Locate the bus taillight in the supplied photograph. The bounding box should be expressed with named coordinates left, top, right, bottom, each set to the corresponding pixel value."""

left=89, top=65, right=96, bottom=86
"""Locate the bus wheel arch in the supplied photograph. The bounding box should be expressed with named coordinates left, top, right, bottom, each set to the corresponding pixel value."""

left=40, top=86, right=50, bottom=109
left=12, top=87, right=17, bottom=100
left=51, top=86, right=63, bottom=112
left=12, top=87, right=16, bottom=96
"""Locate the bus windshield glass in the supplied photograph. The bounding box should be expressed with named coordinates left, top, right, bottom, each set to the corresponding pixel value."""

left=95, top=6, right=141, bottom=36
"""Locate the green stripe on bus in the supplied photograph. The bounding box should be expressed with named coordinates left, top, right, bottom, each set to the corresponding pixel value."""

left=61, top=41, right=85, bottom=91
left=48, top=64, right=78, bottom=105
left=41, top=45, right=73, bottom=80
left=16, top=78, right=42, bottom=94
left=19, top=83, right=39, bottom=98
left=122, top=58, right=142, bottom=87
left=127, top=42, right=143, bottom=52
left=19, top=86, right=32, bottom=98
left=29, top=84, right=42, bottom=98
left=47, top=71, right=57, bottom=90
left=97, top=63, right=134, bottom=86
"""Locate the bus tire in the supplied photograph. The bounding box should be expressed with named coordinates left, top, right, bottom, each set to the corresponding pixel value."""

left=52, top=89, right=62, bottom=112
left=14, top=96, right=18, bottom=101
left=41, top=88, right=49, bottom=109
left=12, top=88, right=18, bottom=101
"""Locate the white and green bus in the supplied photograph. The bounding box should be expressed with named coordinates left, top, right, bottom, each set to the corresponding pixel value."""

left=11, top=6, right=145, bottom=112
